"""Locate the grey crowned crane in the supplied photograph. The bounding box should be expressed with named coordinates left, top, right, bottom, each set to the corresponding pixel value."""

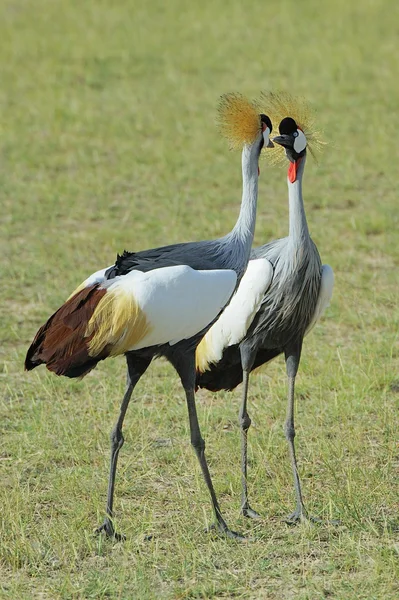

left=196, top=94, right=334, bottom=524
left=25, top=93, right=274, bottom=540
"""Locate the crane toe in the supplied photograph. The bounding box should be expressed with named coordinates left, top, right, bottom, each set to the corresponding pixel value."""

left=284, top=510, right=341, bottom=526
left=206, top=522, right=248, bottom=541
left=95, top=519, right=126, bottom=542
left=242, top=505, right=262, bottom=520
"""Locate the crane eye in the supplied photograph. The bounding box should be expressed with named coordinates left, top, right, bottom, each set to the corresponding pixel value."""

left=293, top=131, right=299, bottom=138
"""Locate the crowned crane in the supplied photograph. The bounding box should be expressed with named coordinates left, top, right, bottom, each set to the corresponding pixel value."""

left=196, top=97, right=334, bottom=524
left=25, top=93, right=274, bottom=540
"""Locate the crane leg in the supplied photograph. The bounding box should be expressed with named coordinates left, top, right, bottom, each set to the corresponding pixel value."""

left=96, top=354, right=151, bottom=540
left=239, top=346, right=260, bottom=519
left=170, top=351, right=245, bottom=540
left=284, top=342, right=310, bottom=524
left=283, top=345, right=340, bottom=526
left=239, top=369, right=261, bottom=519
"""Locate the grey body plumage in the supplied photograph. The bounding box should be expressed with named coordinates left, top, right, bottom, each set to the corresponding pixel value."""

left=247, top=205, right=322, bottom=352
left=198, top=154, right=322, bottom=381
left=106, top=234, right=252, bottom=281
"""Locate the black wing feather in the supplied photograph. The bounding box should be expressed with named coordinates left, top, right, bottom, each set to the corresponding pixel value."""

left=196, top=345, right=283, bottom=392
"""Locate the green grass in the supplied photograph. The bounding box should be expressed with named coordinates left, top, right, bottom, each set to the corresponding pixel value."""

left=1, top=0, right=399, bottom=598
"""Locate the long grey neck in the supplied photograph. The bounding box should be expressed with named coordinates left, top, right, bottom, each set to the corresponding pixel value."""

left=225, top=143, right=260, bottom=270
left=287, top=154, right=310, bottom=244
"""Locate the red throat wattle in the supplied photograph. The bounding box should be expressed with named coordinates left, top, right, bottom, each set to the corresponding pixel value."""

left=288, top=157, right=302, bottom=183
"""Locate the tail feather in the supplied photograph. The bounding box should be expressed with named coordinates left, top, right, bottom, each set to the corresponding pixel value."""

left=196, top=345, right=282, bottom=392
left=25, top=285, right=108, bottom=378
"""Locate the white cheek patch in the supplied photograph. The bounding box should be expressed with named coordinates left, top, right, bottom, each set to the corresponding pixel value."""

left=293, top=129, right=307, bottom=153
left=262, top=126, right=270, bottom=146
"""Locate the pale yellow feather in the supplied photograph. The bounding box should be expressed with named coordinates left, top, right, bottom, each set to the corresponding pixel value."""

left=86, top=288, right=152, bottom=357
left=196, top=334, right=215, bottom=373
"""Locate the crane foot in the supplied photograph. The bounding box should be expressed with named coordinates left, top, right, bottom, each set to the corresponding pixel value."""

left=95, top=518, right=126, bottom=541
left=242, top=505, right=262, bottom=520
left=206, top=522, right=248, bottom=541
left=284, top=509, right=307, bottom=525
left=284, top=510, right=341, bottom=526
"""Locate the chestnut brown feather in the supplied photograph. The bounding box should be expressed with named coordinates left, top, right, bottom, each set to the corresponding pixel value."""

left=25, top=285, right=108, bottom=378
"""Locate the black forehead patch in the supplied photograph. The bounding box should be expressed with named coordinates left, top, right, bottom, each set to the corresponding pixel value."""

left=279, top=117, right=298, bottom=135
left=260, top=113, right=273, bottom=132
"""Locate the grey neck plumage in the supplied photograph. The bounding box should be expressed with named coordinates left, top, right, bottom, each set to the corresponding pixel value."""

left=287, top=154, right=310, bottom=245
left=220, top=142, right=260, bottom=275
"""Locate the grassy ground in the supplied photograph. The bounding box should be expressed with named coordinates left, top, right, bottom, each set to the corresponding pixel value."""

left=1, top=0, right=399, bottom=598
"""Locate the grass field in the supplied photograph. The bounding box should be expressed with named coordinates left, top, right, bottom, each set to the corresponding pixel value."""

left=1, top=0, right=399, bottom=598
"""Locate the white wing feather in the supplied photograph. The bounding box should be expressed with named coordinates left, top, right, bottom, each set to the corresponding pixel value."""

left=197, top=258, right=273, bottom=368
left=82, top=266, right=112, bottom=287
left=67, top=266, right=113, bottom=300
left=102, top=264, right=237, bottom=350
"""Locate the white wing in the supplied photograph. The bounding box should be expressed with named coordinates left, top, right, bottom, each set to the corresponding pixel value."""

left=91, top=264, right=237, bottom=354
left=305, top=264, right=334, bottom=336
left=196, top=258, right=273, bottom=371
left=82, top=266, right=112, bottom=287
left=67, top=266, right=113, bottom=300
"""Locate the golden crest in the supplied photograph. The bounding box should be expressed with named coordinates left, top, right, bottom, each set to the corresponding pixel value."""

left=217, top=93, right=262, bottom=149
left=258, top=91, right=326, bottom=164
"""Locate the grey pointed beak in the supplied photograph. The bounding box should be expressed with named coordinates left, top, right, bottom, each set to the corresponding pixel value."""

left=267, top=139, right=274, bottom=148
left=273, top=134, right=294, bottom=148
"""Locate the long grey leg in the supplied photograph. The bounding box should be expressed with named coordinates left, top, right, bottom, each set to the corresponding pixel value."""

left=284, top=344, right=341, bottom=526
left=284, top=341, right=309, bottom=523
left=170, top=351, right=245, bottom=539
left=239, top=346, right=260, bottom=519
left=96, top=354, right=151, bottom=539
left=239, top=370, right=262, bottom=519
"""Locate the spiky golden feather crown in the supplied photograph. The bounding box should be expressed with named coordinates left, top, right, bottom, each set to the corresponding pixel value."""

left=217, top=93, right=262, bottom=149
left=217, top=91, right=325, bottom=161
left=258, top=91, right=325, bottom=163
